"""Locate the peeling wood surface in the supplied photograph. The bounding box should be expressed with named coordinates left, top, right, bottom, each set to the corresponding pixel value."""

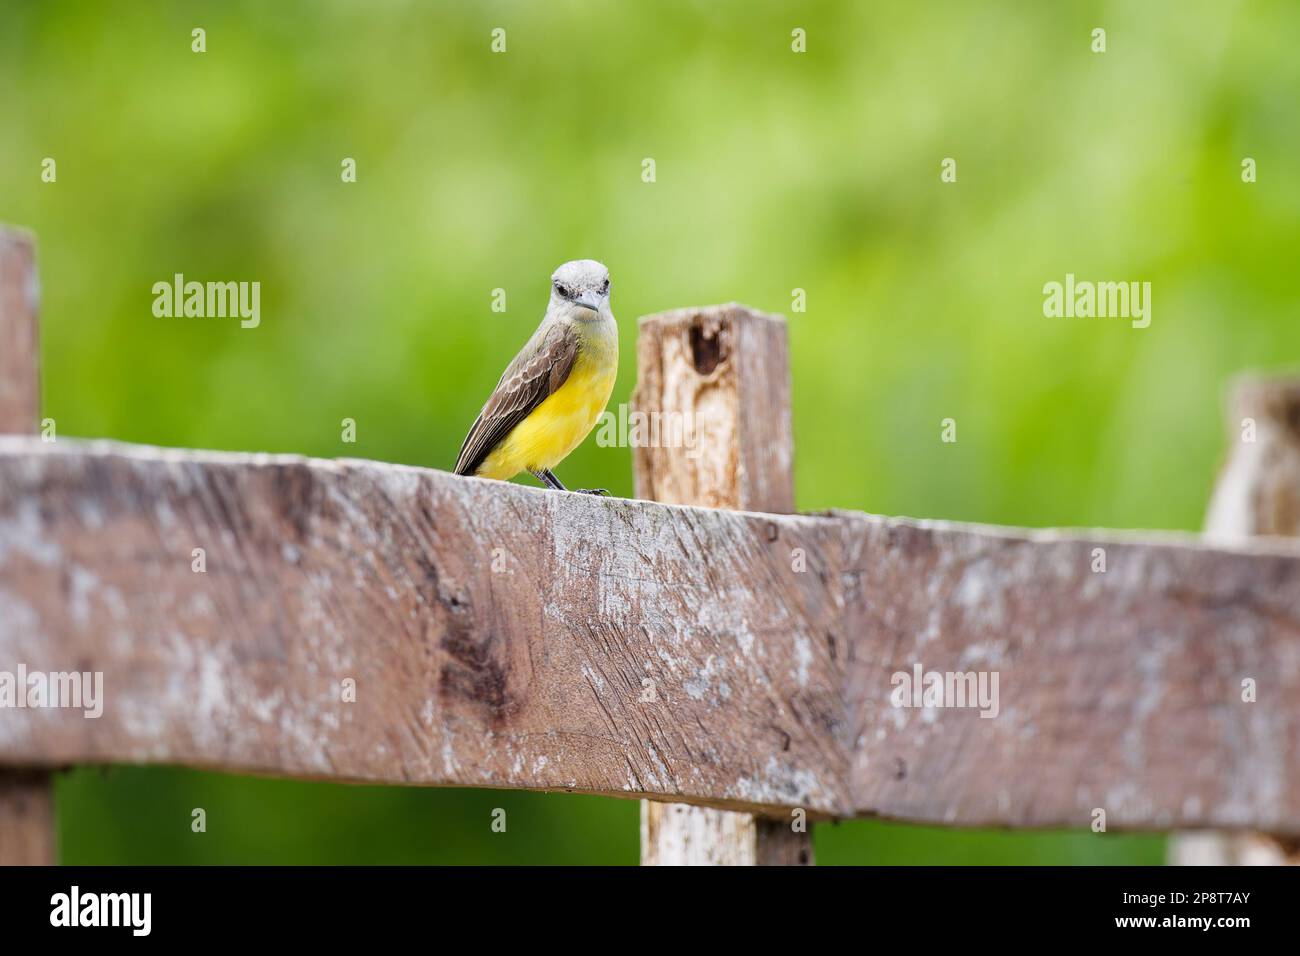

left=0, top=770, right=54, bottom=865
left=0, top=230, right=40, bottom=436
left=1173, top=377, right=1300, bottom=864
left=635, top=801, right=811, bottom=865
left=0, top=225, right=54, bottom=865
left=634, top=304, right=811, bottom=864
left=0, top=439, right=847, bottom=816
left=841, top=511, right=1300, bottom=832
left=755, top=816, right=815, bottom=865
left=639, top=801, right=761, bottom=865
left=4, top=439, right=1300, bottom=830
left=1205, top=376, right=1300, bottom=543
left=632, top=304, right=794, bottom=513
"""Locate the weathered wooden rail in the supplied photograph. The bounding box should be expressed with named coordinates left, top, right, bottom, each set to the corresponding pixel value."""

left=6, top=438, right=1300, bottom=821
left=2, top=225, right=1299, bottom=864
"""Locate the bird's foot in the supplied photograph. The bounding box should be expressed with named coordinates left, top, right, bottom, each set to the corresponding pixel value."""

left=575, top=488, right=610, bottom=496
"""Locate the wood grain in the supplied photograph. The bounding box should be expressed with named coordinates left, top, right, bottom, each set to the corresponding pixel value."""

left=3, top=438, right=1300, bottom=832
left=1173, top=376, right=1300, bottom=864
left=0, top=230, right=40, bottom=436
left=0, top=225, right=53, bottom=865
left=639, top=801, right=763, bottom=865
left=0, top=770, right=55, bottom=866
left=634, top=304, right=811, bottom=865
left=841, top=511, right=1300, bottom=832
left=0, top=439, right=847, bottom=816
left=632, top=304, right=794, bottom=513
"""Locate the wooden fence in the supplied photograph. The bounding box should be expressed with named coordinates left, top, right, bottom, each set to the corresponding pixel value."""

left=1, top=224, right=1298, bottom=865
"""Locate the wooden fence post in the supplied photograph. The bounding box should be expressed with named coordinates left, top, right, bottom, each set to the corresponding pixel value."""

left=632, top=304, right=812, bottom=865
left=1170, top=375, right=1300, bottom=866
left=0, top=227, right=56, bottom=866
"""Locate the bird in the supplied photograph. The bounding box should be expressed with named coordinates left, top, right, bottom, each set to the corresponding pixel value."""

left=454, top=259, right=617, bottom=495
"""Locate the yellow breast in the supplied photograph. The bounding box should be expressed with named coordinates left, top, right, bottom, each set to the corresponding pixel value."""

left=476, top=329, right=617, bottom=480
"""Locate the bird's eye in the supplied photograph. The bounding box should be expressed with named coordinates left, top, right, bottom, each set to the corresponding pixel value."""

left=601, top=279, right=610, bottom=294
left=555, top=283, right=570, bottom=298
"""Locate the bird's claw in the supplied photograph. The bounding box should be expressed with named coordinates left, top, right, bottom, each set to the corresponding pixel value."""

left=575, top=488, right=610, bottom=496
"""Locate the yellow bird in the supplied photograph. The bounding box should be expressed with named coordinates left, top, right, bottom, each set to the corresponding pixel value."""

left=454, top=260, right=617, bottom=494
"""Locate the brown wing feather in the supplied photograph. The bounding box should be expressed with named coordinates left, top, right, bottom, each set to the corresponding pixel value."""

left=454, top=321, right=580, bottom=476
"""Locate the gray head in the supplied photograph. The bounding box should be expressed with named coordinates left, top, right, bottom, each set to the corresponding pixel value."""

left=549, top=259, right=611, bottom=317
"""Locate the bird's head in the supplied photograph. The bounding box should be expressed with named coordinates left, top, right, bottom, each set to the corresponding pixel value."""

left=550, top=259, right=612, bottom=319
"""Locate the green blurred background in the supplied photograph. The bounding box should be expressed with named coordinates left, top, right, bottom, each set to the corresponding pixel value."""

left=3, top=0, right=1296, bottom=864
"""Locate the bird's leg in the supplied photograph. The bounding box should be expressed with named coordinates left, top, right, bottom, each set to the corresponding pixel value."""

left=533, top=469, right=608, bottom=496
left=531, top=469, right=567, bottom=491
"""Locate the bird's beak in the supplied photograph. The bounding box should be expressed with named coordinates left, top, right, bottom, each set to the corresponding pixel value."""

left=575, top=290, right=602, bottom=312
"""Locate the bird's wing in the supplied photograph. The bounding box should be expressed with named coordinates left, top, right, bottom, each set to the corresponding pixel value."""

left=454, top=320, right=581, bottom=476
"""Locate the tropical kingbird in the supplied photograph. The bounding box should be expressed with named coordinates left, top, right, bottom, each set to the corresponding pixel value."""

left=454, top=259, right=617, bottom=494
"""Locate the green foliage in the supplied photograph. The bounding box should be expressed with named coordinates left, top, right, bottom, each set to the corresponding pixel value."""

left=8, top=0, right=1296, bottom=863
